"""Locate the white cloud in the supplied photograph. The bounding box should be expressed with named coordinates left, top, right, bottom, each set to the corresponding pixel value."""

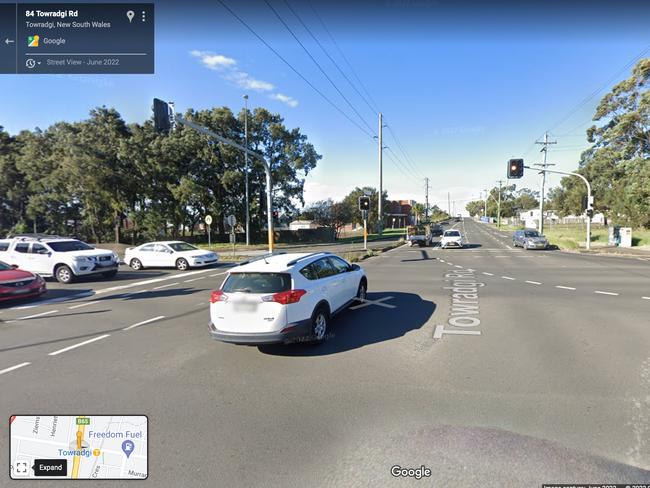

left=191, top=50, right=298, bottom=103
left=190, top=50, right=236, bottom=69
left=270, top=93, right=299, bottom=108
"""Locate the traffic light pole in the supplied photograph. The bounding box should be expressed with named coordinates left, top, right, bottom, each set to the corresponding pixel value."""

left=174, top=115, right=275, bottom=253
left=524, top=166, right=592, bottom=250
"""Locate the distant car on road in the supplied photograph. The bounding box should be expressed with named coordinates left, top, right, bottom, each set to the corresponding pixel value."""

left=0, top=260, right=46, bottom=302
left=125, top=241, right=218, bottom=271
left=440, top=230, right=464, bottom=249
left=513, top=230, right=549, bottom=250
left=208, top=252, right=367, bottom=345
left=0, top=235, right=119, bottom=284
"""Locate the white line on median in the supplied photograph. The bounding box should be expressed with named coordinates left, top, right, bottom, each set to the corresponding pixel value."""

left=16, top=310, right=58, bottom=320
left=48, top=334, right=110, bottom=356
left=556, top=286, right=576, bottom=290
left=482, top=272, right=494, bottom=276
left=502, top=276, right=515, bottom=280
left=68, top=301, right=100, bottom=310
left=123, top=315, right=165, bottom=331
left=0, top=362, right=31, bottom=376
left=210, top=272, right=227, bottom=277
left=642, top=296, right=650, bottom=300
left=153, top=282, right=179, bottom=290
left=525, top=280, right=542, bottom=285
left=454, top=265, right=463, bottom=268
left=594, top=290, right=619, bottom=296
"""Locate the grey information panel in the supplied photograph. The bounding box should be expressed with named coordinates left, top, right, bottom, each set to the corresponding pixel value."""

left=0, top=3, right=154, bottom=74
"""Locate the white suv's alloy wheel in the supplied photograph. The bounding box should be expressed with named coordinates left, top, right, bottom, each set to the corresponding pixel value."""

left=313, top=311, right=327, bottom=342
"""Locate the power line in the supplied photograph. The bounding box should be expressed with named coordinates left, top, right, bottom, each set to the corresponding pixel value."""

left=384, top=122, right=425, bottom=179
left=215, top=0, right=375, bottom=139
left=263, top=0, right=377, bottom=136
left=307, top=0, right=381, bottom=114
left=285, top=0, right=377, bottom=119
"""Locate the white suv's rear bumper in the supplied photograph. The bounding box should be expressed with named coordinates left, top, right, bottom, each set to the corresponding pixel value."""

left=208, top=318, right=313, bottom=345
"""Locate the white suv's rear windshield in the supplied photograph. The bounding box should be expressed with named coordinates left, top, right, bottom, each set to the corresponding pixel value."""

left=222, top=273, right=291, bottom=294
left=47, top=241, right=94, bottom=252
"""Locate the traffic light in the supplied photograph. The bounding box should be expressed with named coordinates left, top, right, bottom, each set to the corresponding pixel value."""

left=507, top=159, right=524, bottom=179
left=272, top=210, right=279, bottom=220
left=358, top=196, right=370, bottom=211
left=153, top=98, right=171, bottom=133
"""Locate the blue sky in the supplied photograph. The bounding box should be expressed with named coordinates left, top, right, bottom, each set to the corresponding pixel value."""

left=1, top=0, right=649, bottom=213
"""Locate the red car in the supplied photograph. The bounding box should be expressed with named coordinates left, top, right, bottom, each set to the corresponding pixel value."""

left=0, top=261, right=47, bottom=303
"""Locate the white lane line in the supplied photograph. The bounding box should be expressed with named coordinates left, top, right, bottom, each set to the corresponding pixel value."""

left=525, top=280, right=542, bottom=285
left=556, top=286, right=576, bottom=290
left=0, top=362, right=31, bottom=376
left=454, top=265, right=463, bottom=268
left=594, top=290, right=619, bottom=296
left=482, top=272, right=494, bottom=276
left=184, top=276, right=206, bottom=283
left=494, top=256, right=508, bottom=258
left=122, top=289, right=149, bottom=297
left=9, top=291, right=93, bottom=310
left=153, top=282, right=179, bottom=290
left=642, top=296, right=650, bottom=300
left=94, top=268, right=219, bottom=295
left=48, top=334, right=110, bottom=356
left=501, top=276, right=515, bottom=280
left=210, top=272, right=227, bottom=277
left=123, top=315, right=165, bottom=331
left=68, top=301, right=100, bottom=310
left=16, top=310, right=58, bottom=321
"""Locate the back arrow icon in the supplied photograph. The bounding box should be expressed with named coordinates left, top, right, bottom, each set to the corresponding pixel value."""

left=5, top=38, right=15, bottom=45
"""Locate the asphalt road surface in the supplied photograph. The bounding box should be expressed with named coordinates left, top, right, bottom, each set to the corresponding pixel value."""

left=2, top=218, right=650, bottom=487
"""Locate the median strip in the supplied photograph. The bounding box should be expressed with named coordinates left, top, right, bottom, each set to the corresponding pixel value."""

left=123, top=315, right=165, bottom=331
left=48, top=334, right=110, bottom=356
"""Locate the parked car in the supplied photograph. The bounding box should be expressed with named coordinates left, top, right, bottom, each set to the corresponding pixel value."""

left=208, top=252, right=367, bottom=345
left=0, top=260, right=47, bottom=302
left=0, top=235, right=119, bottom=284
left=406, top=224, right=432, bottom=247
left=440, top=230, right=464, bottom=249
left=125, top=241, right=218, bottom=271
left=430, top=224, right=444, bottom=236
left=513, top=230, right=549, bottom=250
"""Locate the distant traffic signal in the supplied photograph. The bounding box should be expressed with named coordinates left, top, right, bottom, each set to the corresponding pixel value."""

left=153, top=98, right=171, bottom=133
left=507, top=159, right=524, bottom=179
left=358, top=196, right=370, bottom=211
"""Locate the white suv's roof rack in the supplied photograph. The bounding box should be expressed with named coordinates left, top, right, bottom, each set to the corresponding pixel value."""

left=286, top=252, right=332, bottom=267
left=9, top=233, right=67, bottom=242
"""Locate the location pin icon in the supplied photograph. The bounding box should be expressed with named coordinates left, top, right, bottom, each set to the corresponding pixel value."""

left=126, top=10, right=135, bottom=23
left=121, top=440, right=135, bottom=458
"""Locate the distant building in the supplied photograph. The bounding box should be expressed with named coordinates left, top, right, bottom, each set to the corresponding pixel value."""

left=289, top=220, right=318, bottom=230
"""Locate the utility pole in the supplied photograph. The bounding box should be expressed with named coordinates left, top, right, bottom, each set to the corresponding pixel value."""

left=447, top=192, right=451, bottom=216
left=483, top=189, right=488, bottom=218
left=378, top=112, right=383, bottom=236
left=424, top=177, right=430, bottom=222
left=243, top=95, right=250, bottom=246
left=496, top=180, right=504, bottom=228
left=535, top=132, right=556, bottom=234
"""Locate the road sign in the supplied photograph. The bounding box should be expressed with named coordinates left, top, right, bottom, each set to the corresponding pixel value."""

left=204, top=215, right=212, bottom=225
left=227, top=214, right=236, bottom=227
left=229, top=233, right=236, bottom=244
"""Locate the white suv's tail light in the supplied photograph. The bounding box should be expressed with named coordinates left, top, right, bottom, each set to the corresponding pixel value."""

left=210, top=290, right=228, bottom=303
left=262, top=289, right=306, bottom=305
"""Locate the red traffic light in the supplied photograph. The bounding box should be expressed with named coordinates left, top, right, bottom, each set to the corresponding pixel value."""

left=507, top=159, right=524, bottom=179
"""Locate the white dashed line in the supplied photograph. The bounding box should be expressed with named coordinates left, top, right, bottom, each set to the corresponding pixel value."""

left=556, top=286, right=576, bottom=290
left=123, top=315, right=165, bottom=331
left=642, top=296, right=650, bottom=300
left=184, top=277, right=207, bottom=283
left=16, top=310, right=58, bottom=321
left=594, top=291, right=618, bottom=296
left=482, top=272, right=494, bottom=276
left=210, top=272, right=227, bottom=277
left=501, top=276, right=515, bottom=280
left=454, top=265, right=463, bottom=268
left=153, top=282, right=179, bottom=290
left=525, top=280, right=542, bottom=285
left=68, top=301, right=100, bottom=310
left=0, top=362, right=31, bottom=376
left=48, top=334, right=111, bottom=356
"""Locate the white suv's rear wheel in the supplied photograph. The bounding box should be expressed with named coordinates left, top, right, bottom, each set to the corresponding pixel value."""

left=311, top=307, right=329, bottom=344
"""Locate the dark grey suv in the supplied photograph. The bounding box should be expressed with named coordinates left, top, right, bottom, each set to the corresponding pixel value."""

left=513, top=230, right=549, bottom=250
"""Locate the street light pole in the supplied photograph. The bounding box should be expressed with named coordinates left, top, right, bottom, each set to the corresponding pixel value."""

left=378, top=112, right=383, bottom=236
left=496, top=180, right=503, bottom=229
left=243, top=95, right=250, bottom=246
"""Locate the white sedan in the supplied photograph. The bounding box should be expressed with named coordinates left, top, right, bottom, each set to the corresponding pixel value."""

left=440, top=230, right=464, bottom=249
left=125, top=241, right=219, bottom=271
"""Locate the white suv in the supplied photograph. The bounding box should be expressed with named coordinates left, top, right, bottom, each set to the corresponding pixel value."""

left=440, top=230, right=464, bottom=249
left=208, top=252, right=367, bottom=345
left=0, top=235, right=119, bottom=284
